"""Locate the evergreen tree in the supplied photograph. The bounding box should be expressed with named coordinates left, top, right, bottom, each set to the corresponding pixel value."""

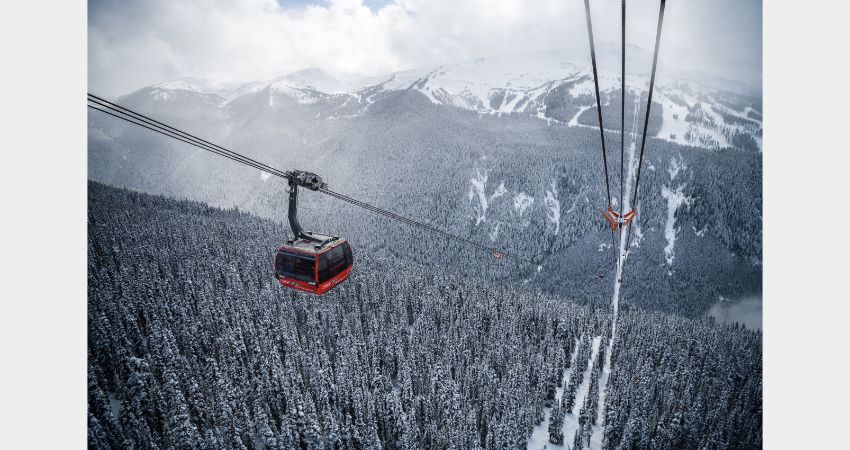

left=548, top=402, right=565, bottom=445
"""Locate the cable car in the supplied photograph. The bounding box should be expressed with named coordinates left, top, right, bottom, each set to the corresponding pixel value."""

left=274, top=171, right=353, bottom=295
left=275, top=237, right=353, bottom=294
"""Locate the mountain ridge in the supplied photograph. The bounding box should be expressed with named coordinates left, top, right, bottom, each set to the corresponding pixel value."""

left=122, top=51, right=762, bottom=153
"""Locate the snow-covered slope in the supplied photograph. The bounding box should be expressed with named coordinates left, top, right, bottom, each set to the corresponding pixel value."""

left=125, top=52, right=762, bottom=152
left=372, top=51, right=762, bottom=152
left=384, top=55, right=584, bottom=115
left=275, top=68, right=391, bottom=94
left=145, top=77, right=243, bottom=102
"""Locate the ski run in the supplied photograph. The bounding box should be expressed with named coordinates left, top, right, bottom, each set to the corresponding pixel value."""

left=526, top=335, right=604, bottom=450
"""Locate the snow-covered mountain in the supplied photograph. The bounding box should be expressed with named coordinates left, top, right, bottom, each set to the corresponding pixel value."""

left=92, top=51, right=762, bottom=317
left=127, top=51, right=762, bottom=152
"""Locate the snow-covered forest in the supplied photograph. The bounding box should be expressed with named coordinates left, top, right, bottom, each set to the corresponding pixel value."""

left=88, top=57, right=762, bottom=321
left=88, top=182, right=761, bottom=449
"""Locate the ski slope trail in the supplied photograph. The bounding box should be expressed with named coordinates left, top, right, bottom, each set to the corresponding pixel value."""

left=527, top=335, right=603, bottom=450
left=561, top=336, right=603, bottom=447
left=526, top=339, right=581, bottom=449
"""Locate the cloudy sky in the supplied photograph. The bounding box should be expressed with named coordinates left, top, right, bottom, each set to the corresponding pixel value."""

left=89, top=0, right=762, bottom=97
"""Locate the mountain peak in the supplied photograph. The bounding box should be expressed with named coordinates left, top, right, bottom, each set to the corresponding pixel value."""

left=152, top=77, right=241, bottom=95
left=272, top=68, right=392, bottom=94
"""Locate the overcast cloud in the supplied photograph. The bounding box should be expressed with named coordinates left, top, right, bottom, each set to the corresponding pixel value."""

left=89, top=0, right=762, bottom=97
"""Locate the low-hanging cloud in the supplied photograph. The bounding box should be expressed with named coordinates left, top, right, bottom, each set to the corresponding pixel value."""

left=708, top=296, right=762, bottom=331
left=88, top=0, right=762, bottom=97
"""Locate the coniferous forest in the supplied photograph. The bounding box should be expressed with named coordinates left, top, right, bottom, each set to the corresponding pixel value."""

left=88, top=182, right=761, bottom=449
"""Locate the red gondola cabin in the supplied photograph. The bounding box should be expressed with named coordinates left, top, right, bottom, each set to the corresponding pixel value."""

left=274, top=238, right=353, bottom=295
